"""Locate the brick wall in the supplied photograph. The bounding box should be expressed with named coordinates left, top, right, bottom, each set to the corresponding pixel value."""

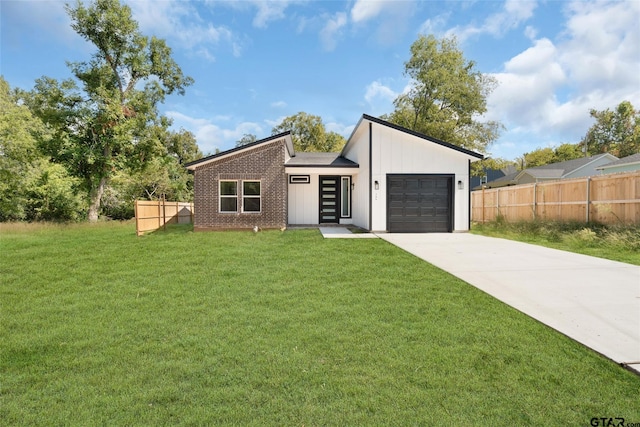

left=193, top=141, right=288, bottom=230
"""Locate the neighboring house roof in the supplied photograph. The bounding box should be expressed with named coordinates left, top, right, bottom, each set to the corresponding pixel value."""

left=343, top=114, right=484, bottom=160
left=184, top=132, right=294, bottom=170
left=517, top=153, right=617, bottom=181
left=479, top=171, right=520, bottom=189
left=285, top=152, right=358, bottom=167
left=481, top=153, right=619, bottom=188
left=596, top=152, right=640, bottom=170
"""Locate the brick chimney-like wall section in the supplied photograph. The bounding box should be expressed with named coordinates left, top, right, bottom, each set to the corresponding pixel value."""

left=193, top=141, right=287, bottom=230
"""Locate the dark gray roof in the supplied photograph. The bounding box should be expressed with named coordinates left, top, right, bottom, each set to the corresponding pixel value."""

left=286, top=152, right=358, bottom=167
left=523, top=154, right=614, bottom=178
left=480, top=171, right=520, bottom=189
left=597, top=152, right=640, bottom=168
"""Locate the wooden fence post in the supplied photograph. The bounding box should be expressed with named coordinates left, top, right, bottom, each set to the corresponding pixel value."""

left=135, top=200, right=140, bottom=236
left=586, top=177, right=591, bottom=223
left=533, top=183, right=537, bottom=221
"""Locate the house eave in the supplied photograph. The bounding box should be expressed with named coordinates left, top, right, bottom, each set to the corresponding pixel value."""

left=185, top=132, right=294, bottom=171
left=285, top=166, right=360, bottom=175
left=597, top=160, right=640, bottom=170
left=342, top=114, right=484, bottom=160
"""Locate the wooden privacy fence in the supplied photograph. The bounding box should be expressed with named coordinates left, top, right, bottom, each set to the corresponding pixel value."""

left=135, top=200, right=194, bottom=236
left=471, top=171, right=640, bottom=225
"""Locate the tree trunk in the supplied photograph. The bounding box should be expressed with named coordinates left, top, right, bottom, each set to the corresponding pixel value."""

left=87, top=176, right=107, bottom=222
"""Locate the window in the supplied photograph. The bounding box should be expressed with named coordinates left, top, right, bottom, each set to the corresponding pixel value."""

left=289, top=175, right=310, bottom=184
left=219, top=181, right=238, bottom=212
left=341, top=176, right=351, bottom=217
left=219, top=180, right=261, bottom=213
left=242, top=181, right=261, bottom=213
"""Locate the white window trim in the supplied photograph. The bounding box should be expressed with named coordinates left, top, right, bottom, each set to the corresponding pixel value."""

left=341, top=176, right=351, bottom=218
left=241, top=180, right=261, bottom=213
left=219, top=180, right=238, bottom=213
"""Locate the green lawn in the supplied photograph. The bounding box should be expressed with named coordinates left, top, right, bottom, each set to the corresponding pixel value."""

left=1, top=222, right=638, bottom=425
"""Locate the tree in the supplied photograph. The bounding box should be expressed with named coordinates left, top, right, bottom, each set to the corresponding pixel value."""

left=102, top=127, right=200, bottom=219
left=236, top=133, right=257, bottom=147
left=28, top=0, right=193, bottom=222
left=581, top=101, right=640, bottom=157
left=271, top=112, right=346, bottom=152
left=386, top=34, right=502, bottom=153
left=516, top=143, right=583, bottom=169
left=0, top=77, right=83, bottom=221
left=554, top=143, right=583, bottom=162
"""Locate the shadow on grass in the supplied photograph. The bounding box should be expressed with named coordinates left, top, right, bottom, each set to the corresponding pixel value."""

left=147, top=223, right=194, bottom=235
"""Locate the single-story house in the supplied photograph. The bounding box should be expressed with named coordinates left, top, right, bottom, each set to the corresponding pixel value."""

left=596, top=152, right=640, bottom=174
left=185, top=114, right=483, bottom=233
left=482, top=153, right=618, bottom=188
left=471, top=164, right=518, bottom=190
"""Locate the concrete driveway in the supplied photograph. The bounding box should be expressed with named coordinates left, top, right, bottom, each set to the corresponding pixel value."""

left=376, top=232, right=640, bottom=374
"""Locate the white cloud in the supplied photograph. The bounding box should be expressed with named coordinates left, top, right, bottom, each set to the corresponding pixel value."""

left=486, top=0, right=640, bottom=159
left=271, top=101, right=287, bottom=108
left=166, top=111, right=264, bottom=154
left=325, top=122, right=355, bottom=138
left=126, top=0, right=243, bottom=58
left=320, top=12, right=347, bottom=51
left=252, top=1, right=292, bottom=28
left=365, top=81, right=397, bottom=104
left=418, top=13, right=451, bottom=37
left=448, top=0, right=537, bottom=42
left=349, top=1, right=416, bottom=45
left=351, top=0, right=386, bottom=23
left=363, top=80, right=402, bottom=116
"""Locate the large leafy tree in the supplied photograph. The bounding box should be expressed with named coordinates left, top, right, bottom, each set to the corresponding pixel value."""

left=0, top=77, right=83, bottom=221
left=386, top=34, right=502, bottom=153
left=103, top=127, right=201, bottom=219
left=27, top=0, right=193, bottom=221
left=271, top=112, right=346, bottom=152
left=581, top=101, right=640, bottom=157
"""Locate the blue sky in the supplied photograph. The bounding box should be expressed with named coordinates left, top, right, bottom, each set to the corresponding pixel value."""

left=2, top=0, right=639, bottom=160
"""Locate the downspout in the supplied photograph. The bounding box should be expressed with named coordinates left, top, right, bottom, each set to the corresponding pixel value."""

left=368, top=122, right=373, bottom=231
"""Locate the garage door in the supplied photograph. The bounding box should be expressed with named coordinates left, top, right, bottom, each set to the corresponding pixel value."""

left=387, top=174, right=453, bottom=233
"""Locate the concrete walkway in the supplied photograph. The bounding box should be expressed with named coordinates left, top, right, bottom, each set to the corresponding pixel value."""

left=376, top=232, right=640, bottom=373
left=319, top=227, right=378, bottom=239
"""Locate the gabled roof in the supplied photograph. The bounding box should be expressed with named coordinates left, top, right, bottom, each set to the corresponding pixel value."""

left=285, top=152, right=358, bottom=167
left=480, top=171, right=520, bottom=189
left=596, top=152, right=640, bottom=170
left=515, top=153, right=617, bottom=180
left=342, top=114, right=484, bottom=160
left=185, top=132, right=294, bottom=170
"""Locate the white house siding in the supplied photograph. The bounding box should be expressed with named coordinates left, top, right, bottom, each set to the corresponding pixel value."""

left=287, top=174, right=319, bottom=224
left=370, top=122, right=473, bottom=232
left=286, top=168, right=359, bottom=225
left=342, top=118, right=478, bottom=232
left=341, top=124, right=371, bottom=230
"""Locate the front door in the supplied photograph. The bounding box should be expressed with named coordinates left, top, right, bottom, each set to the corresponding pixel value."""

left=319, top=176, right=340, bottom=223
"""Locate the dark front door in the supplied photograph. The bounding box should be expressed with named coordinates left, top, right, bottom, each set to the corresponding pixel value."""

left=387, top=174, right=453, bottom=233
left=319, top=176, right=340, bottom=223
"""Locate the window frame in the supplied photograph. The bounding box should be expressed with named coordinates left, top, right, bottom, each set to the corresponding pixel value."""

left=219, top=180, right=238, bottom=213
left=241, top=180, right=261, bottom=213
left=340, top=176, right=351, bottom=218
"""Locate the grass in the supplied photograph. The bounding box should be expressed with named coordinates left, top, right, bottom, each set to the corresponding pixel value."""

left=471, top=220, right=640, bottom=265
left=1, top=221, right=639, bottom=425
